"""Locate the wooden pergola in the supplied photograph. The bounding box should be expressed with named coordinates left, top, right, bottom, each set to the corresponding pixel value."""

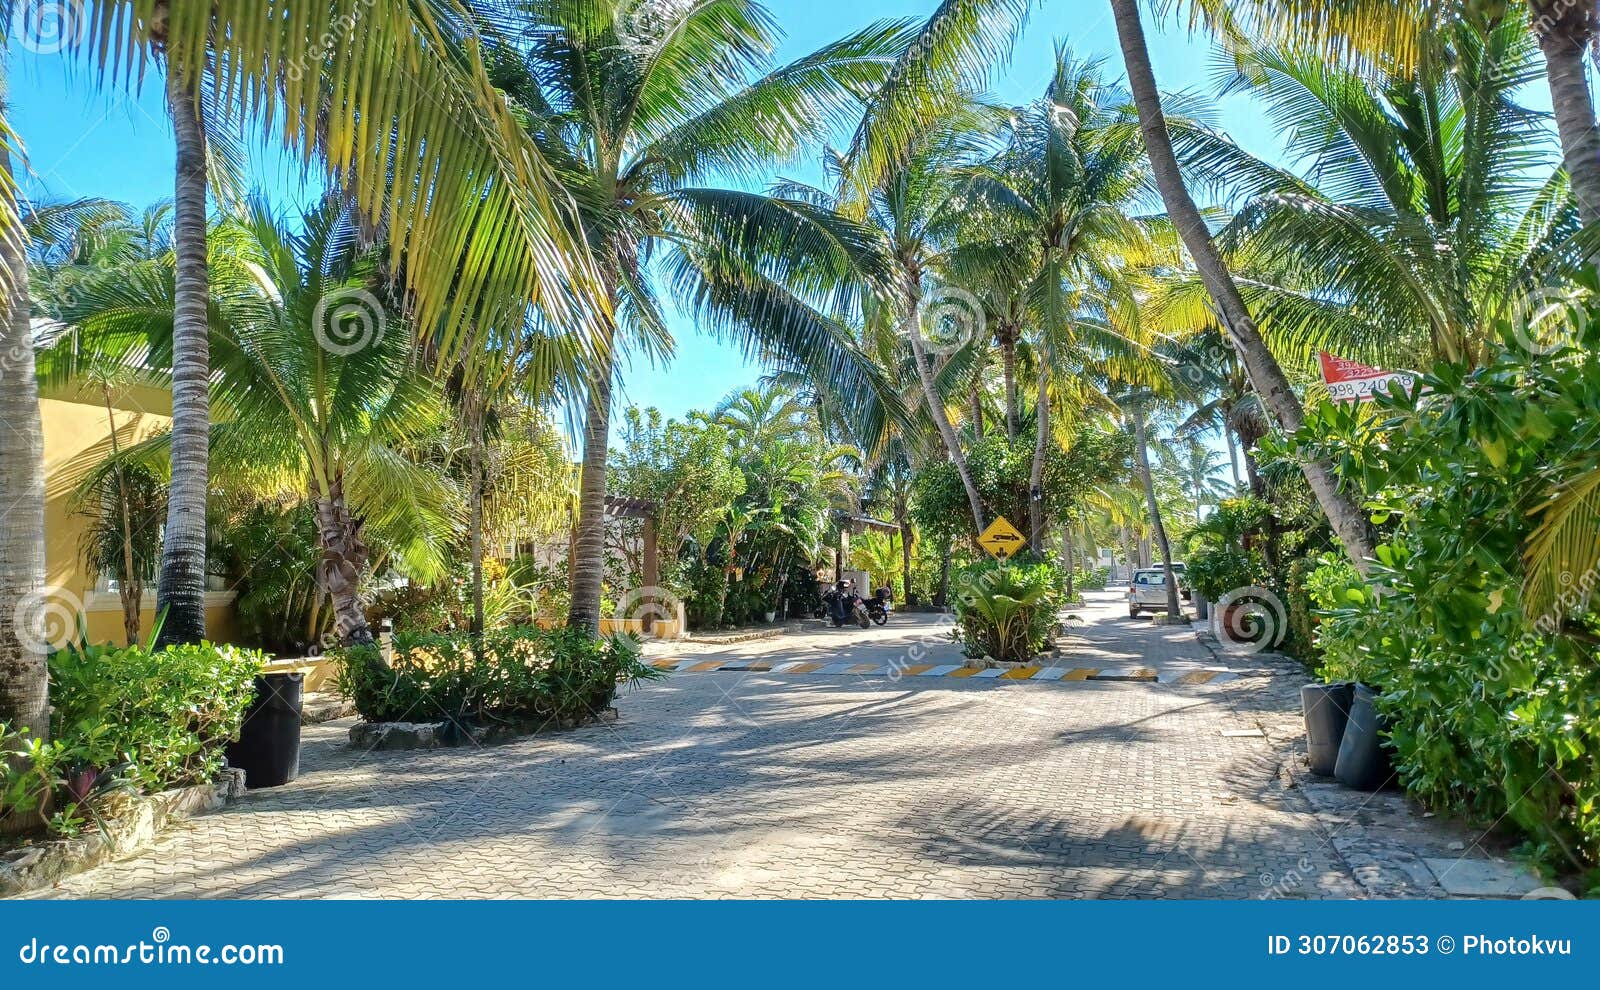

left=603, top=495, right=663, bottom=631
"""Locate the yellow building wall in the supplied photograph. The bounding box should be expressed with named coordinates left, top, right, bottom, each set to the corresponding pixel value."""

left=38, top=382, right=238, bottom=648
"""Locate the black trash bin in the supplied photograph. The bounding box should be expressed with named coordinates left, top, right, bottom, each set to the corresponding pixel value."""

left=1334, top=682, right=1393, bottom=791
left=1301, top=681, right=1355, bottom=776
left=226, top=673, right=304, bottom=788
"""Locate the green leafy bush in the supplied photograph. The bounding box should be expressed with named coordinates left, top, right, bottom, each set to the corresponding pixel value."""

left=1072, top=565, right=1110, bottom=591
left=48, top=640, right=265, bottom=793
left=1277, top=334, right=1600, bottom=878
left=950, top=558, right=1065, bottom=663
left=4, top=640, right=264, bottom=837
left=1184, top=545, right=1269, bottom=601
left=334, top=625, right=661, bottom=725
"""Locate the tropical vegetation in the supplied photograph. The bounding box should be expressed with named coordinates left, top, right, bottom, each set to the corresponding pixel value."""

left=1, top=0, right=1599, bottom=884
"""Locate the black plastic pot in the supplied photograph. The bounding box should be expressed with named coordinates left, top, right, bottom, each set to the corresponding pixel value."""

left=226, top=673, right=304, bottom=789
left=1301, top=681, right=1355, bottom=776
left=1333, top=682, right=1393, bottom=791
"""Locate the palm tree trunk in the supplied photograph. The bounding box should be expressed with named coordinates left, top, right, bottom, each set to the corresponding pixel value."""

left=1110, top=0, right=1374, bottom=571
left=898, top=517, right=914, bottom=605
left=1225, top=422, right=1242, bottom=489
left=567, top=319, right=616, bottom=635
left=969, top=347, right=986, bottom=439
left=154, top=59, right=212, bottom=646
left=903, top=276, right=984, bottom=533
left=1131, top=408, right=1181, bottom=618
left=1532, top=2, right=1600, bottom=244
left=313, top=476, right=374, bottom=645
left=468, top=391, right=485, bottom=637
left=1028, top=361, right=1049, bottom=551
left=1062, top=525, right=1075, bottom=601
left=101, top=385, right=141, bottom=644
left=1002, top=332, right=1018, bottom=441
left=0, top=133, right=51, bottom=834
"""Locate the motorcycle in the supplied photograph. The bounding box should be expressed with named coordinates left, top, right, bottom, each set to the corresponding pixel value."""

left=822, top=584, right=871, bottom=629
left=864, top=588, right=892, bottom=626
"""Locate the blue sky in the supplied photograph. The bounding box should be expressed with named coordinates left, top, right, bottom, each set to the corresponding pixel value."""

left=6, top=1, right=1295, bottom=426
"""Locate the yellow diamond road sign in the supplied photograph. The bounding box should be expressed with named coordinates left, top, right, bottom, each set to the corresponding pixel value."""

left=978, top=516, right=1026, bottom=559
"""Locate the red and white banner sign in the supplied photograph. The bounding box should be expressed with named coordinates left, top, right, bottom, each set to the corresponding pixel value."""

left=1318, top=351, right=1417, bottom=403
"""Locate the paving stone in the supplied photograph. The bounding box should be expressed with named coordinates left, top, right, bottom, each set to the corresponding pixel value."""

left=1422, top=858, right=1546, bottom=897
left=19, top=593, right=1394, bottom=900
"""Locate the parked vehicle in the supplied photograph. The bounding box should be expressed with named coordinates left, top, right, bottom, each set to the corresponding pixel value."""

left=822, top=581, right=871, bottom=628
left=1127, top=567, right=1186, bottom=617
left=865, top=587, right=893, bottom=626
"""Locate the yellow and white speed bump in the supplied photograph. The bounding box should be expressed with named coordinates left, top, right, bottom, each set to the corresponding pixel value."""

left=647, top=657, right=1235, bottom=686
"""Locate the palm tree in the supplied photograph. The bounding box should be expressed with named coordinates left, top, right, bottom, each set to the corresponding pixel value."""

left=35, top=1, right=612, bottom=643
left=1124, top=394, right=1181, bottom=618
left=962, top=49, right=1169, bottom=549
left=832, top=118, right=997, bottom=533
left=60, top=199, right=459, bottom=645
left=1169, top=436, right=1230, bottom=524
left=475, top=0, right=901, bottom=633
left=1108, top=0, right=1376, bottom=570
left=0, top=97, right=49, bottom=781
left=1181, top=1, right=1600, bottom=270
left=1153, top=21, right=1568, bottom=371
left=708, top=386, right=811, bottom=454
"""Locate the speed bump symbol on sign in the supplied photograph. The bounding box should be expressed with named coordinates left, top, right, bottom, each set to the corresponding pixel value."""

left=978, top=517, right=1026, bottom=559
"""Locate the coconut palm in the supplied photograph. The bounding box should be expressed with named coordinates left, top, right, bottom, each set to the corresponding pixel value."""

left=473, top=0, right=903, bottom=633
left=1152, top=19, right=1570, bottom=371
left=57, top=199, right=459, bottom=645
left=28, top=0, right=612, bottom=645
left=1179, top=1, right=1600, bottom=261
left=0, top=95, right=49, bottom=777
left=1167, top=436, right=1231, bottom=524
left=1108, top=0, right=1376, bottom=570
left=959, top=49, right=1172, bottom=547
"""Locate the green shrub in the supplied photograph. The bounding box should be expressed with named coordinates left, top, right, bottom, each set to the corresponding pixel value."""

left=5, top=640, right=265, bottom=837
left=1072, top=565, right=1110, bottom=591
left=1184, top=545, right=1270, bottom=601
left=47, top=640, right=265, bottom=794
left=950, top=558, right=1065, bottom=663
left=1268, top=333, right=1600, bottom=878
left=334, top=625, right=661, bottom=725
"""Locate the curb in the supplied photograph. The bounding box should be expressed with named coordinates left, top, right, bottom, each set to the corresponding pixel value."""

left=1, top=770, right=246, bottom=898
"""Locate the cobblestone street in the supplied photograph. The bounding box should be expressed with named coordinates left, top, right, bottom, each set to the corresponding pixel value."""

left=34, top=594, right=1374, bottom=899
